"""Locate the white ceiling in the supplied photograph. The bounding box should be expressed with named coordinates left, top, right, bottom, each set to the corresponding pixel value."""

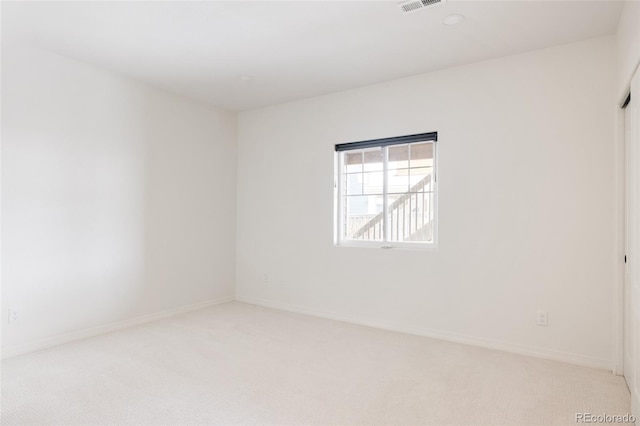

left=3, top=1, right=623, bottom=111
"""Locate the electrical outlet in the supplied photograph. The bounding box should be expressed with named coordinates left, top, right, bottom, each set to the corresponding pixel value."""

left=8, top=308, right=20, bottom=324
left=536, top=310, right=548, bottom=326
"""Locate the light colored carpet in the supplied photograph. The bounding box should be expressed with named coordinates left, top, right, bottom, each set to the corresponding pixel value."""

left=1, top=302, right=631, bottom=425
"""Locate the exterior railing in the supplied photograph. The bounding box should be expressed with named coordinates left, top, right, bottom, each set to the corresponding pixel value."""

left=351, top=174, right=433, bottom=242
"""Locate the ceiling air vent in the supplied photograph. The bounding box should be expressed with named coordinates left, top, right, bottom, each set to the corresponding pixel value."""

left=398, top=0, right=445, bottom=14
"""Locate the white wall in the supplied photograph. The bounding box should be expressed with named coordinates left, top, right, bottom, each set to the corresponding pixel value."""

left=1, top=43, right=237, bottom=356
left=236, top=37, right=618, bottom=369
left=617, top=0, right=640, bottom=98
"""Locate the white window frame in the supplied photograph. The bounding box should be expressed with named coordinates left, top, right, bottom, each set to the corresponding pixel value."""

left=334, top=133, right=438, bottom=250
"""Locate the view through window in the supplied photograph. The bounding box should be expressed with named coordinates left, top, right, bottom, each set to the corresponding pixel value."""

left=335, top=133, right=437, bottom=247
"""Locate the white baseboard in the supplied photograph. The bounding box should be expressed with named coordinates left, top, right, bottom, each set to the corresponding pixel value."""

left=2, top=295, right=235, bottom=359
left=236, top=295, right=613, bottom=371
left=5, top=294, right=613, bottom=372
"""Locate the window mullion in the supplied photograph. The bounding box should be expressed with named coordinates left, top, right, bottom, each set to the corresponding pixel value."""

left=383, top=146, right=390, bottom=244
left=336, top=152, right=344, bottom=243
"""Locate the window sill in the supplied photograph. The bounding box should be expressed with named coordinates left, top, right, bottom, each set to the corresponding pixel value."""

left=335, top=241, right=438, bottom=250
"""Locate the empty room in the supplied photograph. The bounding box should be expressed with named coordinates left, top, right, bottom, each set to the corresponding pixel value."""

left=2, top=0, right=640, bottom=425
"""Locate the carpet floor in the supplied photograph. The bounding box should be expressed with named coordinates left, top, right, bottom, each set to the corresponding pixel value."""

left=1, top=302, right=631, bottom=425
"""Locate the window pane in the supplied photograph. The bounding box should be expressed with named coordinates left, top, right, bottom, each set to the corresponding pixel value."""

left=344, top=195, right=383, bottom=240
left=389, top=144, right=409, bottom=164
left=387, top=168, right=409, bottom=194
left=387, top=191, right=434, bottom=242
left=363, top=172, right=383, bottom=195
left=363, top=148, right=383, bottom=172
left=409, top=142, right=434, bottom=168
left=344, top=152, right=363, bottom=174
left=409, top=167, right=433, bottom=191
left=344, top=173, right=363, bottom=196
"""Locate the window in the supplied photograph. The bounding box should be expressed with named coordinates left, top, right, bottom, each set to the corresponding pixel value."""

left=335, top=132, right=437, bottom=248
